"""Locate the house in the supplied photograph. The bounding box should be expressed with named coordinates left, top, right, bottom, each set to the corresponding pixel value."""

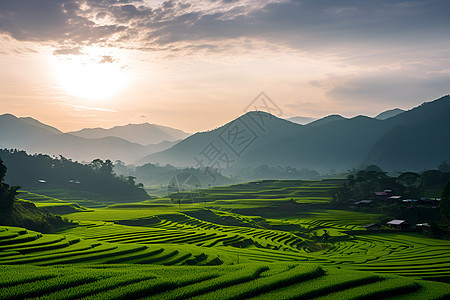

left=375, top=191, right=388, bottom=196
left=419, top=198, right=440, bottom=207
left=387, top=219, right=410, bottom=230
left=416, top=223, right=431, bottom=233
left=363, top=223, right=381, bottom=231
left=388, top=195, right=402, bottom=204
left=353, top=200, right=372, bottom=206
left=375, top=191, right=388, bottom=200
left=402, top=199, right=418, bottom=205
left=375, top=190, right=392, bottom=200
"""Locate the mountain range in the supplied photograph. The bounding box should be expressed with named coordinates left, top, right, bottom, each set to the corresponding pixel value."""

left=0, top=115, right=187, bottom=163
left=1, top=95, right=449, bottom=172
left=138, top=95, right=450, bottom=172
left=68, top=123, right=189, bottom=145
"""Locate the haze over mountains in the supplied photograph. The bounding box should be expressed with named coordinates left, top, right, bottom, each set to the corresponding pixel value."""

left=69, top=123, right=190, bottom=145
left=374, top=108, right=405, bottom=120
left=139, top=95, right=450, bottom=172
left=286, top=116, right=317, bottom=125
left=0, top=115, right=188, bottom=163
left=1, top=95, right=449, bottom=172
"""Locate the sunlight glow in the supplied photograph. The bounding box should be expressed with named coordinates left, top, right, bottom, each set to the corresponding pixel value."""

left=53, top=52, right=129, bottom=100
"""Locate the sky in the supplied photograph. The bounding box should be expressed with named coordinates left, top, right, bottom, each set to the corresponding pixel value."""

left=0, top=0, right=449, bottom=133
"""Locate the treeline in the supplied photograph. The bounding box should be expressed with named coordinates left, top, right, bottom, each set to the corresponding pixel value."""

left=332, top=166, right=450, bottom=205
left=226, top=165, right=321, bottom=181
left=0, top=149, right=148, bottom=202
left=115, top=162, right=234, bottom=187
left=115, top=162, right=321, bottom=187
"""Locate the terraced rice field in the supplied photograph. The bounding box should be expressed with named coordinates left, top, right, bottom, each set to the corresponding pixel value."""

left=63, top=210, right=450, bottom=282
left=0, top=259, right=449, bottom=299
left=3, top=179, right=450, bottom=298
left=66, top=213, right=307, bottom=252
left=0, top=226, right=233, bottom=266
left=2, top=218, right=450, bottom=298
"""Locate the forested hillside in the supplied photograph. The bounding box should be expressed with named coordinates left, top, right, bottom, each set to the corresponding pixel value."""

left=0, top=149, right=149, bottom=203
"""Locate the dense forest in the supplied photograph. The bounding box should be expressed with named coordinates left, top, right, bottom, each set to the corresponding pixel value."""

left=0, top=149, right=149, bottom=202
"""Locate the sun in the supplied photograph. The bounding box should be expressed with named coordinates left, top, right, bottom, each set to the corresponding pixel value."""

left=53, top=52, right=128, bottom=100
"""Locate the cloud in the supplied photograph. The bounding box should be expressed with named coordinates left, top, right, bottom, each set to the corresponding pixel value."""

left=99, top=55, right=116, bottom=64
left=0, top=34, right=38, bottom=55
left=53, top=47, right=84, bottom=55
left=312, top=68, right=450, bottom=110
left=1, top=0, right=449, bottom=56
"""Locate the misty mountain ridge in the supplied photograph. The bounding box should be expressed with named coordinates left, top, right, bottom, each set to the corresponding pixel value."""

left=0, top=114, right=183, bottom=163
left=140, top=95, right=450, bottom=172
left=286, top=116, right=317, bottom=125
left=1, top=95, right=449, bottom=172
left=375, top=108, right=405, bottom=120
left=287, top=107, right=405, bottom=126
left=69, top=123, right=190, bottom=146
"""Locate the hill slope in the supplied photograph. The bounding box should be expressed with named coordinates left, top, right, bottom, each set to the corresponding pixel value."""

left=136, top=111, right=303, bottom=166
left=141, top=95, right=450, bottom=171
left=365, top=105, right=450, bottom=170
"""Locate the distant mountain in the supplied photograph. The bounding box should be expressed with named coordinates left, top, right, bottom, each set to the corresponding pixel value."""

left=365, top=98, right=450, bottom=170
left=136, top=111, right=302, bottom=166
left=2, top=95, right=449, bottom=172
left=0, top=114, right=57, bottom=150
left=69, top=123, right=190, bottom=145
left=375, top=108, right=405, bottom=120
left=307, top=114, right=346, bottom=127
left=19, top=117, right=63, bottom=134
left=286, top=116, right=316, bottom=125
left=0, top=114, right=153, bottom=163
left=141, top=95, right=450, bottom=172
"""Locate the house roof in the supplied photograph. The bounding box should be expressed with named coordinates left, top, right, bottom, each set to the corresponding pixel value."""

left=360, top=200, right=372, bottom=204
left=354, top=200, right=372, bottom=205
left=387, top=219, right=409, bottom=225
left=402, top=199, right=417, bottom=203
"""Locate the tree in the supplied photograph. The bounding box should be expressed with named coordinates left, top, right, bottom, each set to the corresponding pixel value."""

left=397, top=172, right=422, bottom=189
left=440, top=180, right=450, bottom=225
left=0, top=158, right=6, bottom=182
left=126, top=176, right=136, bottom=186
left=397, top=172, right=422, bottom=198
left=330, top=183, right=351, bottom=207
left=421, top=170, right=443, bottom=188
left=438, top=161, right=450, bottom=173
left=90, top=159, right=114, bottom=176
left=0, top=158, right=18, bottom=211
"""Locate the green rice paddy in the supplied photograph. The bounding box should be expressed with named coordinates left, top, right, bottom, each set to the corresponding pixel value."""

left=2, top=179, right=450, bottom=299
